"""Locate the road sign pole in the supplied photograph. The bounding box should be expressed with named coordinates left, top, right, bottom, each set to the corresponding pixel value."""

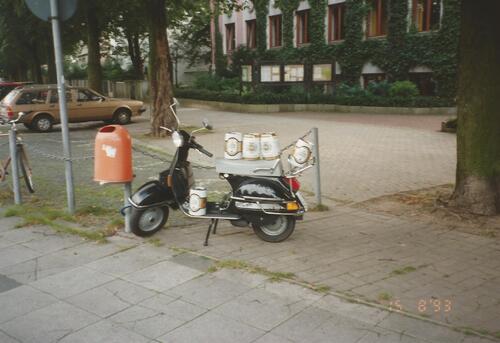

left=50, top=0, right=75, bottom=214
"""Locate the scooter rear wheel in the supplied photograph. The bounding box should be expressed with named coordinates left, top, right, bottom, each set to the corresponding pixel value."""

left=130, top=206, right=169, bottom=237
left=252, top=215, right=296, bottom=243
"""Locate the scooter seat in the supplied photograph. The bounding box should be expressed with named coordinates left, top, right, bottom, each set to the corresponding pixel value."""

left=215, top=158, right=283, bottom=177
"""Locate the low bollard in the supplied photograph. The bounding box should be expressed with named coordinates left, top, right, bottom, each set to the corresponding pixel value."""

left=311, top=127, right=322, bottom=206
left=94, top=125, right=134, bottom=233
left=8, top=128, right=21, bottom=205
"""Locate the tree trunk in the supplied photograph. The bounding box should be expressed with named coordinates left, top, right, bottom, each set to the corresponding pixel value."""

left=86, top=0, right=103, bottom=93
left=148, top=0, right=176, bottom=136
left=452, top=0, right=500, bottom=215
left=126, top=30, right=144, bottom=79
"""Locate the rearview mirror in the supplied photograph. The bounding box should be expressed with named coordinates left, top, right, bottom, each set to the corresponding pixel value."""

left=202, top=118, right=213, bottom=130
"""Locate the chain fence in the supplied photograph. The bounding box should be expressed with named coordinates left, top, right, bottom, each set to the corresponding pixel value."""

left=21, top=140, right=216, bottom=170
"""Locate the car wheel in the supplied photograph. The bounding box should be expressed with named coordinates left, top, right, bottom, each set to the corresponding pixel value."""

left=113, top=109, right=132, bottom=125
left=32, top=114, right=53, bottom=132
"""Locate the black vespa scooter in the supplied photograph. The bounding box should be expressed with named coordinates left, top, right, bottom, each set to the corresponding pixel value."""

left=128, top=102, right=314, bottom=245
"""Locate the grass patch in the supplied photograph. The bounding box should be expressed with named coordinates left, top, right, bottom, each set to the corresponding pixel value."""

left=208, top=259, right=296, bottom=282
left=3, top=204, right=110, bottom=243
left=314, top=284, right=332, bottom=293
left=148, top=238, right=164, bottom=247
left=390, top=266, right=417, bottom=276
left=378, top=292, right=392, bottom=301
left=309, top=204, right=330, bottom=212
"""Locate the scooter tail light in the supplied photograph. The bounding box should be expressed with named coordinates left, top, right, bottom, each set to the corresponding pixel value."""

left=7, top=106, right=14, bottom=119
left=284, top=177, right=300, bottom=192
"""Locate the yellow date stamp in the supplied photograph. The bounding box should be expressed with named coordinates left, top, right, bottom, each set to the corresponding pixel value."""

left=389, top=299, right=453, bottom=314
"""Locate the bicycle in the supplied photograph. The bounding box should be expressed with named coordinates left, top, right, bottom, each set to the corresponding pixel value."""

left=0, top=112, right=35, bottom=193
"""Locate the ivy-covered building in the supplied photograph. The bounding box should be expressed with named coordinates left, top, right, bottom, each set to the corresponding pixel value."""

left=218, top=0, right=460, bottom=97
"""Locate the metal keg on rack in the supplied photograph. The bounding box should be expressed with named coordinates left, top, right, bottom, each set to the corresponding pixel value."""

left=261, top=132, right=280, bottom=160
left=224, top=132, right=242, bottom=159
left=189, top=187, right=207, bottom=216
left=242, top=133, right=261, bottom=160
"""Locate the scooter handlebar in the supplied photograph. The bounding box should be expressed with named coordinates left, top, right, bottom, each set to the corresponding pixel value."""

left=191, top=141, right=213, bottom=158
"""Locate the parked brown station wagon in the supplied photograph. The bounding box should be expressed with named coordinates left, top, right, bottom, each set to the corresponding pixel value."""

left=0, top=84, right=146, bottom=132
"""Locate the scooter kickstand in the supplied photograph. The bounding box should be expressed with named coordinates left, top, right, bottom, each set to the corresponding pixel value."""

left=212, top=219, right=219, bottom=235
left=204, top=219, right=215, bottom=246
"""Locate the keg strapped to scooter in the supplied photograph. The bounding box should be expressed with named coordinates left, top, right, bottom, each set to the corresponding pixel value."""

left=127, top=99, right=316, bottom=245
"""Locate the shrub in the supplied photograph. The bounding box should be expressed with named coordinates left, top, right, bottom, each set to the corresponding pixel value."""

left=389, top=81, right=419, bottom=97
left=335, top=83, right=369, bottom=97
left=367, top=80, right=391, bottom=96
left=193, top=73, right=239, bottom=93
left=174, top=88, right=455, bottom=108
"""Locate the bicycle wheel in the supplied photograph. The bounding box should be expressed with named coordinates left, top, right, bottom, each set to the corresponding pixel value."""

left=17, top=147, right=34, bottom=193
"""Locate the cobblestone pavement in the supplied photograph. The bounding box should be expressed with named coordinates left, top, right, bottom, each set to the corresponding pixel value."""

left=159, top=107, right=456, bottom=203
left=0, top=215, right=496, bottom=343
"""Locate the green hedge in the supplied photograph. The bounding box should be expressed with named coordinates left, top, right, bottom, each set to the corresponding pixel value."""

left=174, top=88, right=455, bottom=108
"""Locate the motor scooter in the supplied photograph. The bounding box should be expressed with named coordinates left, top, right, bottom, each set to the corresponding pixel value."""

left=128, top=102, right=314, bottom=245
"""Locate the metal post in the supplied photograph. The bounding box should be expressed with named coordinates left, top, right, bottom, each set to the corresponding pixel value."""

left=312, top=127, right=322, bottom=205
left=8, top=129, right=21, bottom=205
left=124, top=182, right=132, bottom=233
left=50, top=0, right=75, bottom=214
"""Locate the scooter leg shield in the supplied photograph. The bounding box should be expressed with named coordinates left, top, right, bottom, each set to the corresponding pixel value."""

left=130, top=181, right=173, bottom=208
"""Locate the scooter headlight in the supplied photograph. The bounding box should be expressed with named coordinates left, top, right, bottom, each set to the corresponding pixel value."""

left=172, top=131, right=184, bottom=147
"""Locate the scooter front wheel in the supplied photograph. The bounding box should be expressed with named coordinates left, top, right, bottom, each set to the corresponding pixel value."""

left=130, top=206, right=169, bottom=237
left=252, top=215, right=296, bottom=243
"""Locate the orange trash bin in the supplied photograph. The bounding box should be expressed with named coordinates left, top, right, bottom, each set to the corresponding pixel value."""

left=94, top=125, right=133, bottom=184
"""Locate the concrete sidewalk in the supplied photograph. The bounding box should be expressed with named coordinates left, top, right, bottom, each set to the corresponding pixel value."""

left=0, top=214, right=495, bottom=343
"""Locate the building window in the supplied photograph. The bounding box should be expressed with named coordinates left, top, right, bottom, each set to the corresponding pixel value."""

left=296, top=10, right=310, bottom=45
left=225, top=23, right=235, bottom=53
left=366, top=0, right=387, bottom=37
left=328, top=3, right=346, bottom=42
left=246, top=19, right=257, bottom=49
left=313, top=64, right=333, bottom=82
left=284, top=65, right=304, bottom=82
left=269, top=15, right=282, bottom=48
left=363, top=73, right=386, bottom=88
left=261, top=65, right=281, bottom=82
left=242, top=65, right=252, bottom=82
left=413, top=0, right=441, bottom=32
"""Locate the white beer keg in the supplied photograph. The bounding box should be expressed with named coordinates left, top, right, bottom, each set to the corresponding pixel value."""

left=242, top=133, right=261, bottom=160
left=224, top=132, right=243, bottom=159
left=260, top=132, right=280, bottom=160
left=290, top=138, right=313, bottom=168
left=189, top=187, right=207, bottom=216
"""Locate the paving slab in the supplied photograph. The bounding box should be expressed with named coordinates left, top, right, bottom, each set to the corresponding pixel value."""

left=29, top=266, right=115, bottom=299
left=0, top=301, right=99, bottom=343
left=170, top=273, right=252, bottom=309
left=123, top=260, right=204, bottom=292
left=59, top=320, right=150, bottom=343
left=0, top=330, right=21, bottom=343
left=67, top=279, right=156, bottom=318
left=139, top=295, right=207, bottom=322
left=214, top=286, right=317, bottom=331
left=157, top=311, right=264, bottom=343
left=0, top=274, right=21, bottom=293
left=0, top=285, right=57, bottom=324
left=109, top=304, right=185, bottom=339
left=85, top=244, right=172, bottom=277
left=0, top=244, right=41, bottom=269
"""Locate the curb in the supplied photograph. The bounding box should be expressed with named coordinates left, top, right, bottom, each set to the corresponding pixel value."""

left=178, top=98, right=457, bottom=116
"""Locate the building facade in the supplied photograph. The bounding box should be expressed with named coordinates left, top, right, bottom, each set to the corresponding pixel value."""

left=218, top=0, right=460, bottom=97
